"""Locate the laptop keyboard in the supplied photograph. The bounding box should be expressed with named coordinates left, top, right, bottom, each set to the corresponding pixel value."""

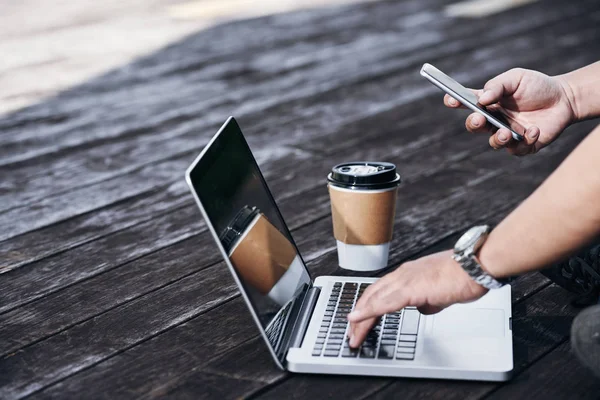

left=312, top=282, right=420, bottom=360
left=265, top=298, right=292, bottom=348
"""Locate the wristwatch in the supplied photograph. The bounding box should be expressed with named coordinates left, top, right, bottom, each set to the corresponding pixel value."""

left=452, top=225, right=507, bottom=289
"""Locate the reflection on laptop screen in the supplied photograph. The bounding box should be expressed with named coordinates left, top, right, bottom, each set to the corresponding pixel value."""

left=186, top=117, right=311, bottom=361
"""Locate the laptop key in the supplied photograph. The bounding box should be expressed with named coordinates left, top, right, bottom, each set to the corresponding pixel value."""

left=342, top=347, right=359, bottom=357
left=397, top=341, right=416, bottom=348
left=378, top=345, right=395, bottom=359
left=397, top=348, right=414, bottom=354
left=359, top=347, right=376, bottom=358
left=399, top=334, right=417, bottom=342
left=396, top=352, right=414, bottom=360
left=324, top=350, right=340, bottom=357
left=400, top=310, right=420, bottom=335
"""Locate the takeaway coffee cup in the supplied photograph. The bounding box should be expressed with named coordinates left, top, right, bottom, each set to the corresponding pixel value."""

left=220, top=206, right=305, bottom=306
left=327, top=162, right=401, bottom=271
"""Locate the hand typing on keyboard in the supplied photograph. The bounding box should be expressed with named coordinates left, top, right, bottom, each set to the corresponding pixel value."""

left=347, top=250, right=488, bottom=348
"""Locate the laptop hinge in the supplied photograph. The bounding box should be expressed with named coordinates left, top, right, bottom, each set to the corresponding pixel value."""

left=288, top=286, right=321, bottom=349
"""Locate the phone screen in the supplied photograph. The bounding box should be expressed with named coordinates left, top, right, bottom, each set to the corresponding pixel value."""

left=422, top=64, right=525, bottom=139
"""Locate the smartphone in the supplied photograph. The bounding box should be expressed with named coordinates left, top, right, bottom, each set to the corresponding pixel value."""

left=420, top=63, right=525, bottom=141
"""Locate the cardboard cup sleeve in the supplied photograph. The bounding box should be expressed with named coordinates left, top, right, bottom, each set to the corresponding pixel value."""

left=229, top=213, right=296, bottom=294
left=329, top=186, right=398, bottom=245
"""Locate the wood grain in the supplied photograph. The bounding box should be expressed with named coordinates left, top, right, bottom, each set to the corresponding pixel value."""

left=483, top=341, right=600, bottom=400
left=2, top=121, right=591, bottom=399
left=2, top=0, right=599, bottom=398
left=2, top=11, right=597, bottom=316
left=1, top=0, right=595, bottom=243
left=0, top=117, right=590, bottom=360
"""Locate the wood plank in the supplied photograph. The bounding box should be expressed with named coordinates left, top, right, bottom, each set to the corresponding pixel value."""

left=1, top=1, right=598, bottom=397
left=0, top=91, right=470, bottom=275
left=0, top=114, right=587, bottom=357
left=0, top=261, right=240, bottom=399
left=483, top=341, right=600, bottom=400
left=0, top=0, right=593, bottom=236
left=0, top=97, right=469, bottom=311
left=0, top=108, right=477, bottom=357
left=0, top=0, right=446, bottom=166
left=1, top=8, right=597, bottom=279
left=1, top=120, right=589, bottom=398
left=0, top=86, right=485, bottom=272
left=0, top=0, right=443, bottom=115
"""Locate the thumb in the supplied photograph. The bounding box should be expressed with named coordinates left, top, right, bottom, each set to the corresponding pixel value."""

left=478, top=68, right=525, bottom=106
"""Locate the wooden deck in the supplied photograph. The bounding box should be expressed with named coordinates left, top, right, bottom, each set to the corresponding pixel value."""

left=2, top=0, right=600, bottom=398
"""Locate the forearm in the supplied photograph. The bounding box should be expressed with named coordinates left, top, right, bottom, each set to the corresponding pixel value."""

left=557, top=61, right=600, bottom=122
left=479, top=124, right=600, bottom=278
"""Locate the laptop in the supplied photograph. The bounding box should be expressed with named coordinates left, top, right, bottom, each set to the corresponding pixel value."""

left=185, top=116, right=513, bottom=381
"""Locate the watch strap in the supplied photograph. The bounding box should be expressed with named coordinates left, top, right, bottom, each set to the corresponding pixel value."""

left=453, top=253, right=506, bottom=290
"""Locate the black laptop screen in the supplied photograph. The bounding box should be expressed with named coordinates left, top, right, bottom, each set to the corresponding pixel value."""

left=187, top=117, right=312, bottom=363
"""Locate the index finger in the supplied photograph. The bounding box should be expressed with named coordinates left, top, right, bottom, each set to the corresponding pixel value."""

left=348, top=284, right=408, bottom=347
left=346, top=282, right=382, bottom=347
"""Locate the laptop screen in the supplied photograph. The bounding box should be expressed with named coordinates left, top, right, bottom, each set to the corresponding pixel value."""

left=186, top=117, right=312, bottom=365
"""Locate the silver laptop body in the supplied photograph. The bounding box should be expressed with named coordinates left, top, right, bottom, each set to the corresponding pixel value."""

left=185, top=117, right=513, bottom=381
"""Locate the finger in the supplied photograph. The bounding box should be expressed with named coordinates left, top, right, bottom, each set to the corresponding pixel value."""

left=348, top=280, right=392, bottom=323
left=489, top=128, right=513, bottom=149
left=348, top=288, right=405, bottom=325
left=347, top=278, right=390, bottom=341
left=466, top=113, right=495, bottom=134
left=417, top=304, right=445, bottom=315
left=507, top=126, right=540, bottom=156
left=350, top=278, right=388, bottom=321
left=349, top=317, right=377, bottom=348
left=444, top=94, right=464, bottom=108
left=478, top=68, right=525, bottom=106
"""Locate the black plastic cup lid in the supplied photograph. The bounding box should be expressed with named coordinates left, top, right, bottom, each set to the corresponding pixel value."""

left=327, top=162, right=401, bottom=189
left=220, top=205, right=260, bottom=253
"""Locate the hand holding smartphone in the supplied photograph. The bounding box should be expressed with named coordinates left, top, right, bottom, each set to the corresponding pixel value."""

left=420, top=63, right=525, bottom=141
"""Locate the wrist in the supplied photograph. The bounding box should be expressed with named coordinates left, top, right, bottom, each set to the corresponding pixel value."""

left=477, top=234, right=509, bottom=280
left=555, top=73, right=584, bottom=123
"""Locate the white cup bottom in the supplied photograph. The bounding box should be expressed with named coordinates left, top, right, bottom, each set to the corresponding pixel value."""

left=266, top=255, right=309, bottom=306
left=336, top=241, right=390, bottom=271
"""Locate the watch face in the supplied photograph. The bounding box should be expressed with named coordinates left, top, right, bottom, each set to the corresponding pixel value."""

left=454, top=226, right=488, bottom=252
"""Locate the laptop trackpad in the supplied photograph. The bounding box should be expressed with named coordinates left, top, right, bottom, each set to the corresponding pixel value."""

left=432, top=308, right=505, bottom=337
